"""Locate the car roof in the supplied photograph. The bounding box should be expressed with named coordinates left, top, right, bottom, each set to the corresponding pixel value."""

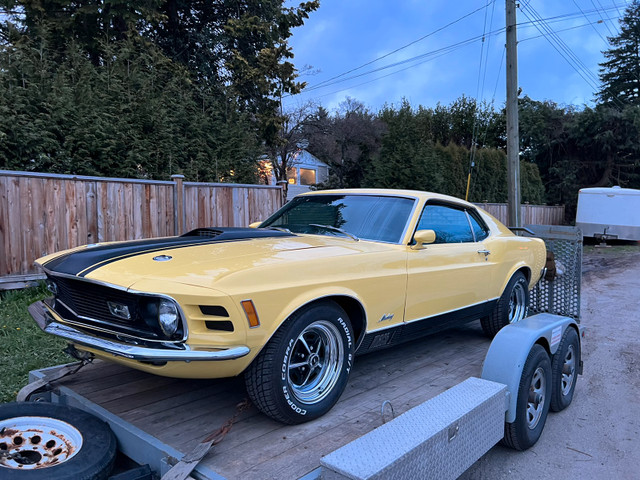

left=298, top=188, right=476, bottom=208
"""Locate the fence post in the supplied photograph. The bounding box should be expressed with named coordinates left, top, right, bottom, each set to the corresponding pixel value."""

left=171, top=174, right=185, bottom=235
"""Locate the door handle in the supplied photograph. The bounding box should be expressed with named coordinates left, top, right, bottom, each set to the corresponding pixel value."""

left=477, top=249, right=491, bottom=257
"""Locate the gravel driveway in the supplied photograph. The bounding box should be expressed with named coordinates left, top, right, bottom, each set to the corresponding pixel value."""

left=460, top=247, right=640, bottom=480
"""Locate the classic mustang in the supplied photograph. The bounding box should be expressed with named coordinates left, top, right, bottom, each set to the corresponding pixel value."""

left=29, top=189, right=546, bottom=423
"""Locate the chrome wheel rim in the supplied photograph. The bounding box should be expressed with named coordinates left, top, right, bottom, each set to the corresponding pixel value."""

left=288, top=320, right=344, bottom=405
left=527, top=367, right=547, bottom=429
left=0, top=416, right=83, bottom=470
left=561, top=344, right=576, bottom=396
left=508, top=281, right=527, bottom=323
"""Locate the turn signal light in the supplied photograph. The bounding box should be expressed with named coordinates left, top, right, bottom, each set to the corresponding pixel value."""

left=241, top=300, right=260, bottom=328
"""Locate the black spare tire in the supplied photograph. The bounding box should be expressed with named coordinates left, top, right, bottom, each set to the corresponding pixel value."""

left=0, top=402, right=116, bottom=480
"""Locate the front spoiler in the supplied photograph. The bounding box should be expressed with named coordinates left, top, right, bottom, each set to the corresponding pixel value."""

left=28, top=301, right=250, bottom=362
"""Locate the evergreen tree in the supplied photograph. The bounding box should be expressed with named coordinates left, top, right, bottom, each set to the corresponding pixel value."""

left=598, top=0, right=640, bottom=105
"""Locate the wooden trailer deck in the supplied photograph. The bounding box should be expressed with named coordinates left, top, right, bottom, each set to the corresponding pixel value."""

left=42, top=322, right=491, bottom=480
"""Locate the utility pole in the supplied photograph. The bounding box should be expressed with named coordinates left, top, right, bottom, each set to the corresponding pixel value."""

left=506, top=0, right=521, bottom=228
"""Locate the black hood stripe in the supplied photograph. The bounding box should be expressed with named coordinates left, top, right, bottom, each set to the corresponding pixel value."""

left=43, top=228, right=294, bottom=277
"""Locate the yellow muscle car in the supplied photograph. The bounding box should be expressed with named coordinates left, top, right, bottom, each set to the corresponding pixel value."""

left=29, top=189, right=546, bottom=424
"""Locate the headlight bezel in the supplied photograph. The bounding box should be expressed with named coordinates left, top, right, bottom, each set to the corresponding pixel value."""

left=137, top=295, right=186, bottom=341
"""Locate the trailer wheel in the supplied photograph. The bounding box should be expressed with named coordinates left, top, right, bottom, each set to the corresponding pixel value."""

left=245, top=301, right=354, bottom=424
left=550, top=327, right=580, bottom=412
left=0, top=402, right=116, bottom=480
left=481, top=271, right=529, bottom=337
left=502, top=344, right=551, bottom=450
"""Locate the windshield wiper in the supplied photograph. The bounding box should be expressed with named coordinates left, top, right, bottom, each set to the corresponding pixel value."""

left=309, top=224, right=359, bottom=241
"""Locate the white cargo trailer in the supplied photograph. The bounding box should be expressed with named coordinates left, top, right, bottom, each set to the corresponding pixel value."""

left=576, top=186, right=640, bottom=241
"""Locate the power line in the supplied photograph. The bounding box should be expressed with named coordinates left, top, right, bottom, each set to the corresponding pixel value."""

left=519, top=19, right=615, bottom=44
left=310, top=2, right=497, bottom=91
left=592, top=0, right=617, bottom=35
left=520, top=2, right=600, bottom=90
left=301, top=20, right=603, bottom=106
left=296, top=4, right=625, bottom=97
left=572, top=0, right=610, bottom=46
left=520, top=2, right=626, bottom=110
left=468, top=0, right=496, bottom=201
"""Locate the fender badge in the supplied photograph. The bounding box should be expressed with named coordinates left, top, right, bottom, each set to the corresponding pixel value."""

left=153, top=255, right=173, bottom=262
left=379, top=313, right=394, bottom=323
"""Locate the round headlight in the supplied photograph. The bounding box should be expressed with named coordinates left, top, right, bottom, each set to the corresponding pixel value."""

left=158, top=300, right=179, bottom=337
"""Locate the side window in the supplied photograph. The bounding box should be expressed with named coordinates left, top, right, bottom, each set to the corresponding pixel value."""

left=416, top=204, right=474, bottom=244
left=467, top=210, right=489, bottom=242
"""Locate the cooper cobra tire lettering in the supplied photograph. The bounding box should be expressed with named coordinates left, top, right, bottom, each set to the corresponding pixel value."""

left=281, top=339, right=294, bottom=381
left=282, top=386, right=307, bottom=415
left=338, top=317, right=353, bottom=348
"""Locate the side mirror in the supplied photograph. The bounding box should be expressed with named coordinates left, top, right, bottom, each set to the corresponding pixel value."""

left=249, top=221, right=262, bottom=229
left=412, top=229, right=436, bottom=249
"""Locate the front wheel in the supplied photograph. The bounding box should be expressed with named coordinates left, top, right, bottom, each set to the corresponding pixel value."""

left=245, top=302, right=355, bottom=424
left=481, top=271, right=529, bottom=337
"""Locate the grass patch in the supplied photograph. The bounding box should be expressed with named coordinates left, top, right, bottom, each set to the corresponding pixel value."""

left=583, top=243, right=640, bottom=257
left=0, top=285, right=70, bottom=403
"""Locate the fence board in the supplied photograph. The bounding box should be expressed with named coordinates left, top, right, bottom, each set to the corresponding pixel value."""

left=0, top=170, right=283, bottom=282
left=8, top=176, right=21, bottom=274
left=0, top=176, right=7, bottom=277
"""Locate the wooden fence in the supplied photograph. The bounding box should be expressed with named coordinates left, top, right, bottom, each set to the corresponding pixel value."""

left=473, top=203, right=565, bottom=227
left=0, top=170, right=282, bottom=287
left=0, top=169, right=565, bottom=288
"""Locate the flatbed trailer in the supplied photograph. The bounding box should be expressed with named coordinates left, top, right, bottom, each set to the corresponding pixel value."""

left=4, top=225, right=583, bottom=480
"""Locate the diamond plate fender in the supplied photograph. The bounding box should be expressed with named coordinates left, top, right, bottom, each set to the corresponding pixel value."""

left=481, top=313, right=582, bottom=423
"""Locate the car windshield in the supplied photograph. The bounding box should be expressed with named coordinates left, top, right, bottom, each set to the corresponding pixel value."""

left=261, top=194, right=416, bottom=243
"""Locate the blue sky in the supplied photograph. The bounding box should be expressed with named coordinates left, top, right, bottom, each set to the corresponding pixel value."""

left=283, top=0, right=631, bottom=113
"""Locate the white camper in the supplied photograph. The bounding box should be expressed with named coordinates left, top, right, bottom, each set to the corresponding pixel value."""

left=576, top=186, right=640, bottom=240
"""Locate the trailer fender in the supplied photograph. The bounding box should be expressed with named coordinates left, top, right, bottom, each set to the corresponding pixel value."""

left=481, top=313, right=581, bottom=423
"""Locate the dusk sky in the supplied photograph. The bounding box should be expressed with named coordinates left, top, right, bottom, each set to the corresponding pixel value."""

left=283, top=0, right=631, bottom=113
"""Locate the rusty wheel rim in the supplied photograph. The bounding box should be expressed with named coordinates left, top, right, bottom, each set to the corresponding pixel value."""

left=0, top=416, right=83, bottom=470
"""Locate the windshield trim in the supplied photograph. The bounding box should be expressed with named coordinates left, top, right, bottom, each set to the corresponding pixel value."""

left=261, top=193, right=419, bottom=245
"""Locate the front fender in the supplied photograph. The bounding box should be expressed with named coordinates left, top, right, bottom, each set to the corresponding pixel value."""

left=237, top=286, right=367, bottom=356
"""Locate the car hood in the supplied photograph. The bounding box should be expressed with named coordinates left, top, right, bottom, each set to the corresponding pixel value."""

left=39, top=228, right=396, bottom=292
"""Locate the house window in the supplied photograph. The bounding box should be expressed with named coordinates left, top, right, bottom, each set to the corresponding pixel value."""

left=300, top=168, right=316, bottom=185
left=287, top=167, right=297, bottom=184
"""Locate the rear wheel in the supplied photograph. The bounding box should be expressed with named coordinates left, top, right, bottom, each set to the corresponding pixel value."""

left=481, top=271, right=529, bottom=337
left=550, top=327, right=580, bottom=412
left=245, top=302, right=355, bottom=424
left=502, top=344, right=552, bottom=450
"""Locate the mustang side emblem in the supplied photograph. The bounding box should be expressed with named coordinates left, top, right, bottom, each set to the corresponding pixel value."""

left=107, top=301, right=131, bottom=320
left=379, top=313, right=394, bottom=323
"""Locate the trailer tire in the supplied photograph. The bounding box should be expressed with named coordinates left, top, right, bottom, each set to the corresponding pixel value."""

left=0, top=402, right=116, bottom=480
left=481, top=271, right=529, bottom=337
left=502, top=344, right=551, bottom=451
left=550, top=327, right=580, bottom=412
left=245, top=301, right=354, bottom=424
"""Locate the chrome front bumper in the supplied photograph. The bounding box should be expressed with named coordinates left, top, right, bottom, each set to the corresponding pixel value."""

left=28, top=301, right=250, bottom=362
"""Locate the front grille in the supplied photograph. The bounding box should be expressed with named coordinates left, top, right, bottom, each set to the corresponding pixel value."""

left=55, top=276, right=139, bottom=325
left=47, top=275, right=181, bottom=341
